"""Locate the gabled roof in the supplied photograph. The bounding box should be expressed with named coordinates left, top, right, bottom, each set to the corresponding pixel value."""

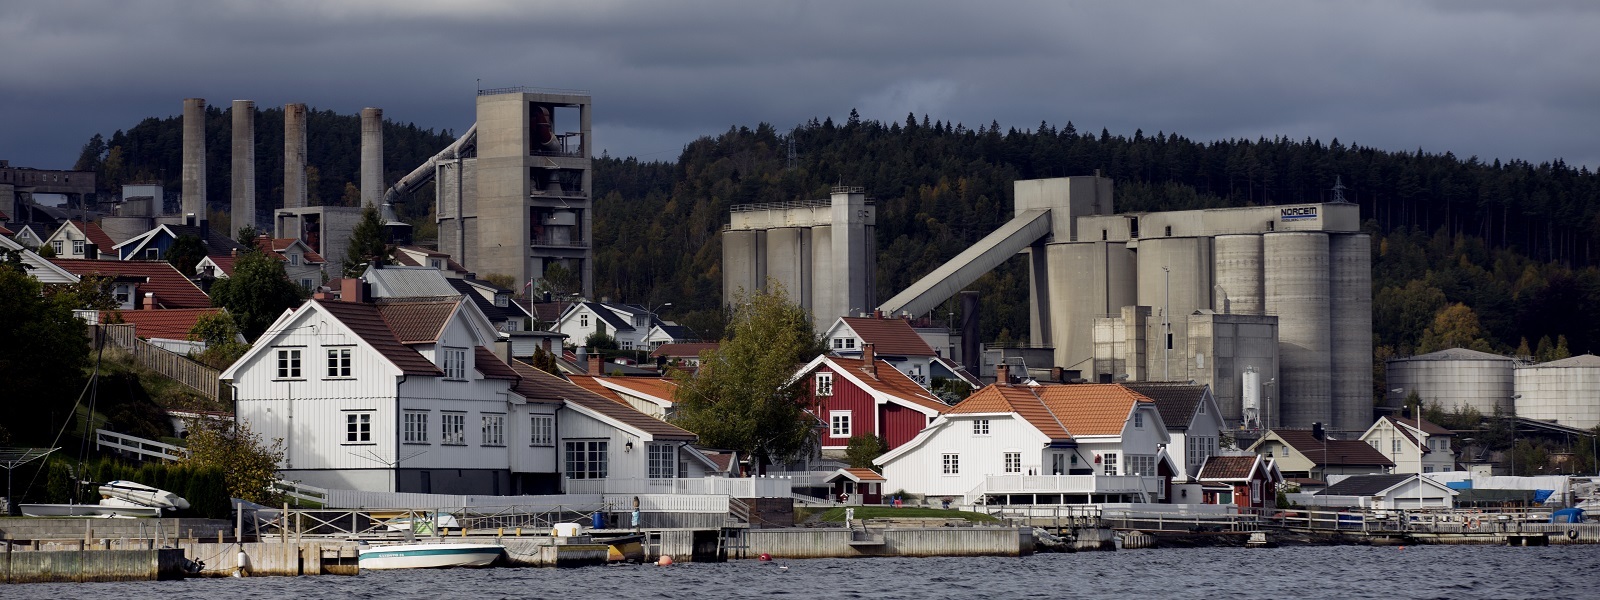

left=944, top=383, right=1159, bottom=441
left=511, top=358, right=696, bottom=441
left=1198, top=455, right=1260, bottom=481
left=947, top=385, right=1073, bottom=442
left=49, top=258, right=210, bottom=308
left=448, top=278, right=528, bottom=324
left=1122, top=382, right=1207, bottom=432
left=834, top=317, right=936, bottom=356
left=364, top=265, right=460, bottom=298
left=392, top=245, right=469, bottom=274
left=197, top=254, right=236, bottom=276
left=1381, top=414, right=1453, bottom=437
left=580, top=301, right=635, bottom=332
left=1317, top=474, right=1416, bottom=496
left=101, top=308, right=224, bottom=340
left=258, top=236, right=325, bottom=264
left=505, top=359, right=570, bottom=405
left=565, top=374, right=633, bottom=407
left=652, top=343, right=718, bottom=358
left=375, top=298, right=462, bottom=344
left=599, top=377, right=679, bottom=405
left=827, top=468, right=886, bottom=483
left=114, top=224, right=244, bottom=257
left=314, top=300, right=443, bottom=376
left=528, top=301, right=567, bottom=325
left=474, top=347, right=519, bottom=380
left=51, top=219, right=116, bottom=251
left=824, top=356, right=950, bottom=415
left=0, top=234, right=79, bottom=283
left=1263, top=429, right=1395, bottom=467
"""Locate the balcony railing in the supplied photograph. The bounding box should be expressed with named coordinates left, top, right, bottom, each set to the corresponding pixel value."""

left=562, top=476, right=793, bottom=498
left=529, top=237, right=588, bottom=249
left=966, top=474, right=1164, bottom=504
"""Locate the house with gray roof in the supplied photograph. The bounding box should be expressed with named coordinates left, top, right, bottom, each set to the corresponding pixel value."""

left=1311, top=473, right=1458, bottom=509
left=1123, top=382, right=1226, bottom=479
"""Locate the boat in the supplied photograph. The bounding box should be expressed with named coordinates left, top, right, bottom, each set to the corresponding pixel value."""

left=19, top=503, right=161, bottom=518
left=357, top=542, right=505, bottom=570
left=99, top=480, right=190, bottom=510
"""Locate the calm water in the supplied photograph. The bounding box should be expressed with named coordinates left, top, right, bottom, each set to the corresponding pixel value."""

left=12, top=545, right=1600, bottom=599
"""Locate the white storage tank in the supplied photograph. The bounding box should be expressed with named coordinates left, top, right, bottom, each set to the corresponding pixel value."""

left=1387, top=348, right=1515, bottom=416
left=1514, top=354, right=1600, bottom=429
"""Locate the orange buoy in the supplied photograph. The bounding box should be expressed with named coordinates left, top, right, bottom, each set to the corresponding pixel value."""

left=657, top=555, right=674, bottom=566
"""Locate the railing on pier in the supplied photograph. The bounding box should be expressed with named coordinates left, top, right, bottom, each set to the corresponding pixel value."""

left=246, top=505, right=605, bottom=541
left=1277, top=506, right=1560, bottom=534
left=563, top=476, right=792, bottom=498
left=95, top=428, right=189, bottom=462
left=964, top=475, right=1165, bottom=504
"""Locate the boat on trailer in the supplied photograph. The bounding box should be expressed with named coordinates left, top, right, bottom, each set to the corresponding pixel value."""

left=357, top=542, right=505, bottom=570
left=99, top=480, right=190, bottom=510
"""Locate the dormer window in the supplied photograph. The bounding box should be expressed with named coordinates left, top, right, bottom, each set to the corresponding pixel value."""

left=495, top=294, right=509, bottom=307
left=288, top=253, right=300, bottom=266
left=431, top=259, right=443, bottom=269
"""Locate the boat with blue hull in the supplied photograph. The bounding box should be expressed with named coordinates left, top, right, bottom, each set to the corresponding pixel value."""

left=358, top=542, right=506, bottom=570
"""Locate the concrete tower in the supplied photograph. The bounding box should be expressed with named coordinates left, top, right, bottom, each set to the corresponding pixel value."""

left=231, top=100, right=256, bottom=232
left=284, top=103, right=308, bottom=209
left=722, top=187, right=877, bottom=333
left=181, top=98, right=206, bottom=219
left=360, top=107, right=383, bottom=208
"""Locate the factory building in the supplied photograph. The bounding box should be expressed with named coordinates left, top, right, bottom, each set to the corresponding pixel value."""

left=721, top=186, right=876, bottom=333
left=392, top=88, right=593, bottom=296
left=877, top=176, right=1373, bottom=436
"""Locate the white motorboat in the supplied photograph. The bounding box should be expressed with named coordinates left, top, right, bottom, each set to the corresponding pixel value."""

left=20, top=503, right=161, bottom=518
left=99, top=480, right=190, bottom=510
left=358, top=542, right=505, bottom=570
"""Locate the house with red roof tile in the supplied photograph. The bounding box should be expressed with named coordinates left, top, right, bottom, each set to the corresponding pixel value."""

left=42, top=219, right=116, bottom=260
left=220, top=279, right=705, bottom=496
left=875, top=367, right=1172, bottom=505
left=823, top=316, right=976, bottom=390
left=566, top=373, right=679, bottom=420
left=649, top=342, right=719, bottom=368
left=795, top=344, right=951, bottom=455
left=50, top=258, right=211, bottom=309
left=196, top=235, right=325, bottom=292
left=1196, top=453, right=1283, bottom=509
left=97, top=307, right=232, bottom=354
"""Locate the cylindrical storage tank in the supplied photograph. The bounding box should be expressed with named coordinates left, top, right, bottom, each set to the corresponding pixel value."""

left=231, top=100, right=256, bottom=232
left=1329, top=233, right=1374, bottom=436
left=284, top=103, right=308, bottom=209
left=1049, top=241, right=1137, bottom=374
left=1135, top=236, right=1213, bottom=381
left=721, top=229, right=759, bottom=304
left=809, top=225, right=833, bottom=321
left=181, top=98, right=207, bottom=220
left=1242, top=367, right=1262, bottom=426
left=1263, top=231, right=1330, bottom=428
left=1213, top=234, right=1263, bottom=315
left=1387, top=348, right=1514, bottom=416
left=1514, top=354, right=1600, bottom=430
left=360, top=107, right=384, bottom=207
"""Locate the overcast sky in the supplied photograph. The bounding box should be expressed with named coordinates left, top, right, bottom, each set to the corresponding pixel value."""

left=4, top=1, right=1597, bottom=172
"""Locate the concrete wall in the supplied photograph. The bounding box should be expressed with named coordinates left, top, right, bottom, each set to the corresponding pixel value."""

left=743, top=526, right=1029, bottom=558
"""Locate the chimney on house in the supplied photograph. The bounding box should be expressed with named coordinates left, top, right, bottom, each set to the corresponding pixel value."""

left=494, top=339, right=512, bottom=365
left=84, top=243, right=97, bottom=260
left=1050, top=367, right=1063, bottom=383
left=589, top=355, right=603, bottom=376
left=141, top=292, right=157, bottom=310
left=342, top=277, right=368, bottom=304
left=996, top=363, right=1010, bottom=386
left=862, top=343, right=876, bottom=378
left=1312, top=422, right=1325, bottom=441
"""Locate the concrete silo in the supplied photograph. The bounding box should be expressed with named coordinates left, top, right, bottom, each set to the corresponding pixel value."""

left=1329, top=234, right=1373, bottom=434
left=1514, top=354, right=1600, bottom=429
left=1263, top=231, right=1331, bottom=429
left=1050, top=240, right=1137, bottom=374
left=1213, top=234, right=1264, bottom=316
left=1135, top=236, right=1213, bottom=381
left=1387, top=348, right=1514, bottom=416
left=721, top=187, right=875, bottom=332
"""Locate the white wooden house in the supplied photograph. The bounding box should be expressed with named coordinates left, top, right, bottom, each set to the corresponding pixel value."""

left=1358, top=414, right=1457, bottom=474
left=1124, top=383, right=1226, bottom=479
left=875, top=368, right=1170, bottom=505
left=221, top=281, right=703, bottom=495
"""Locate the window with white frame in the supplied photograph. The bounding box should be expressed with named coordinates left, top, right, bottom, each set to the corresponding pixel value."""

left=942, top=453, right=960, bottom=475
left=443, top=348, right=467, bottom=380
left=1102, top=452, right=1119, bottom=475
left=1187, top=436, right=1218, bottom=472
left=580, top=314, right=589, bottom=327
left=481, top=413, right=505, bottom=446
left=288, top=253, right=300, bottom=265
left=565, top=440, right=608, bottom=479
left=1133, top=411, right=1144, bottom=428
left=1004, top=452, right=1021, bottom=473
left=441, top=412, right=466, bottom=445
left=648, top=443, right=675, bottom=478
left=145, top=248, right=159, bottom=260
left=326, top=347, right=351, bottom=378
left=973, top=419, right=990, bottom=435
left=845, top=338, right=855, bottom=349
left=403, top=411, right=429, bottom=444
left=495, top=294, right=508, bottom=307
left=833, top=338, right=844, bottom=349
left=73, top=239, right=84, bottom=255
left=52, top=240, right=63, bottom=255
left=114, top=284, right=130, bottom=305
left=530, top=415, right=555, bottom=446
left=815, top=372, right=834, bottom=396
left=276, top=349, right=301, bottom=378
left=830, top=411, right=851, bottom=437
left=345, top=411, right=372, bottom=443
left=1393, top=439, right=1401, bottom=453
left=1126, top=454, right=1157, bottom=476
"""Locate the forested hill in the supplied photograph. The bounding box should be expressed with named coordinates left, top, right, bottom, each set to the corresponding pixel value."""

left=74, top=110, right=1600, bottom=364
left=589, top=113, right=1600, bottom=363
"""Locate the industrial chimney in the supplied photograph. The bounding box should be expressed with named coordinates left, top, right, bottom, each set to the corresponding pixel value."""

left=360, top=107, right=383, bottom=208
left=231, top=100, right=256, bottom=232
left=284, top=103, right=308, bottom=208
left=181, top=98, right=206, bottom=220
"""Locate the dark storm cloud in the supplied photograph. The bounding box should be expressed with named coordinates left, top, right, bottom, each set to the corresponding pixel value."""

left=3, top=1, right=1596, bottom=170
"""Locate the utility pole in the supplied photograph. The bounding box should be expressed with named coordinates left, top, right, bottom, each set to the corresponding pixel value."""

left=1162, top=265, right=1170, bottom=380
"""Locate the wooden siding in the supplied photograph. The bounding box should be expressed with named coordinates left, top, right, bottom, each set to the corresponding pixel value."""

left=880, top=403, right=930, bottom=450
left=815, top=365, right=877, bottom=448
left=878, top=415, right=1050, bottom=497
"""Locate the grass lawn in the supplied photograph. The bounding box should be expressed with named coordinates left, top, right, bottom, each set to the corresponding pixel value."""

left=813, top=506, right=1000, bottom=523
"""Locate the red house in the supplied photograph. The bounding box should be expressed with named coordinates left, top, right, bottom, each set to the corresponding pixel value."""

left=1197, top=454, right=1284, bottom=510
left=796, top=344, right=950, bottom=453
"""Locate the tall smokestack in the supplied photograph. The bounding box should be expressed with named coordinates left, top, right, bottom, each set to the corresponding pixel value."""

left=284, top=103, right=308, bottom=208
left=181, top=98, right=206, bottom=219
left=231, top=100, right=256, bottom=232
left=360, top=107, right=383, bottom=208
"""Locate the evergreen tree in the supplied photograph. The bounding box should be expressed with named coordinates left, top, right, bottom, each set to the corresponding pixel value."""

left=343, top=202, right=388, bottom=278
left=165, top=235, right=207, bottom=277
